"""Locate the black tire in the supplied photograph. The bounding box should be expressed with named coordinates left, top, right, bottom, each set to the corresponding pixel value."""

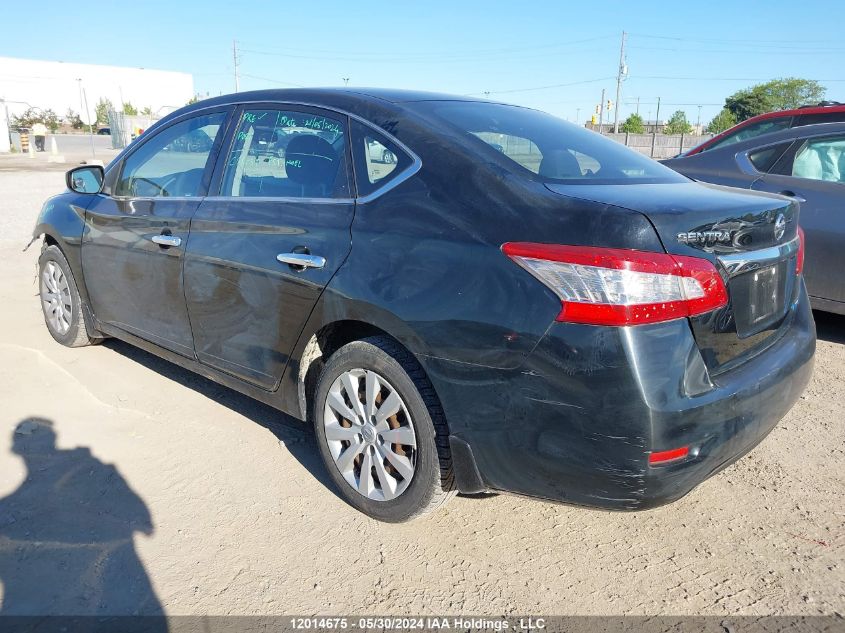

left=38, top=244, right=97, bottom=348
left=313, top=336, right=456, bottom=522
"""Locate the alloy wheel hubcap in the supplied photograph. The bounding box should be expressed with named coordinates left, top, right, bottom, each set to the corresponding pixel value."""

left=40, top=261, right=72, bottom=336
left=323, top=368, right=417, bottom=501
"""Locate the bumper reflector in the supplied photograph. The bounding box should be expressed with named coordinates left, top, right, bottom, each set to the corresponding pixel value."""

left=648, top=446, right=689, bottom=465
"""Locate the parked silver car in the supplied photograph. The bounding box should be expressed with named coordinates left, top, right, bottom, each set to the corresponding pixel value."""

left=663, top=122, right=845, bottom=315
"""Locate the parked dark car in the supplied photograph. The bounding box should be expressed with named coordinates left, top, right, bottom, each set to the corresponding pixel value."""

left=683, top=101, right=845, bottom=156
left=32, top=89, right=815, bottom=522
left=663, top=122, right=845, bottom=315
left=96, top=127, right=111, bottom=136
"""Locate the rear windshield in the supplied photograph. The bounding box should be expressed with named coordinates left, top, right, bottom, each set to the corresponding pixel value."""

left=419, top=101, right=686, bottom=185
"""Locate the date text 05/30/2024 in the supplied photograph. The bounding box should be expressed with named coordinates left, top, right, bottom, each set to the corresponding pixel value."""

left=289, top=617, right=547, bottom=631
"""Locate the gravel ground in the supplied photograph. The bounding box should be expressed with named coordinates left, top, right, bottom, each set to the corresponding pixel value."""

left=0, top=164, right=842, bottom=616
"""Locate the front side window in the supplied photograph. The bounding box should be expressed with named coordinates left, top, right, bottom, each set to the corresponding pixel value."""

left=791, top=136, right=845, bottom=183
left=220, top=109, right=350, bottom=198
left=116, top=112, right=226, bottom=197
left=420, top=101, right=683, bottom=184
left=708, top=117, right=792, bottom=152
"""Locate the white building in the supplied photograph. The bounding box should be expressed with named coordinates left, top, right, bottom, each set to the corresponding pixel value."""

left=0, top=56, right=194, bottom=148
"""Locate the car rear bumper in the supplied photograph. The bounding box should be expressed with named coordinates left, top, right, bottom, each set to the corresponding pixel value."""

left=435, top=285, right=815, bottom=510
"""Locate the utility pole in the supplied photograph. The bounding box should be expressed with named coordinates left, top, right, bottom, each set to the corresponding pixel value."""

left=598, top=88, right=605, bottom=134
left=233, top=40, right=240, bottom=92
left=613, top=31, right=627, bottom=133
left=697, top=105, right=702, bottom=132
left=636, top=96, right=640, bottom=115
left=655, top=97, right=661, bottom=131
left=576, top=108, right=581, bottom=125
left=77, top=79, right=95, bottom=158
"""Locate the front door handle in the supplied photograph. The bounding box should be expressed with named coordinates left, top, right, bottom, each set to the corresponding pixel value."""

left=276, top=252, right=326, bottom=269
left=151, top=234, right=182, bottom=248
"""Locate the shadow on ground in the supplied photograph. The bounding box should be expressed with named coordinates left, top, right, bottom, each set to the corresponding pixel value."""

left=0, top=417, right=165, bottom=624
left=103, top=339, right=342, bottom=502
left=813, top=310, right=845, bottom=344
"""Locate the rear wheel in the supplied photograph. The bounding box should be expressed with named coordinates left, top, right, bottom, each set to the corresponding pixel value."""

left=38, top=244, right=97, bottom=348
left=313, top=336, right=455, bottom=522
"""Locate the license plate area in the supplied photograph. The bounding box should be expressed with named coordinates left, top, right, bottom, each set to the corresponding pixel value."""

left=731, top=261, right=790, bottom=337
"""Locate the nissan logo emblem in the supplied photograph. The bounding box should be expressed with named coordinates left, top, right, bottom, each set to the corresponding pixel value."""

left=774, top=214, right=786, bottom=241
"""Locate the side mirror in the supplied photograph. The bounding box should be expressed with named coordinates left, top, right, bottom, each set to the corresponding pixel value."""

left=66, top=165, right=104, bottom=194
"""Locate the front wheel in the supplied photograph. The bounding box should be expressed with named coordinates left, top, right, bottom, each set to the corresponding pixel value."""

left=38, top=244, right=97, bottom=347
left=313, top=337, right=455, bottom=522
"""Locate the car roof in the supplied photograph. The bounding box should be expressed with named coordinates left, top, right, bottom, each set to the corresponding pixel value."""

left=181, top=87, right=482, bottom=113
left=707, top=120, right=845, bottom=154
left=744, top=102, right=845, bottom=123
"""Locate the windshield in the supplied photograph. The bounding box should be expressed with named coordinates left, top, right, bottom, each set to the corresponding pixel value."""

left=419, top=101, right=686, bottom=185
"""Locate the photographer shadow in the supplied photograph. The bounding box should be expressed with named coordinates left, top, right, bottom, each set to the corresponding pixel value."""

left=0, top=417, right=164, bottom=621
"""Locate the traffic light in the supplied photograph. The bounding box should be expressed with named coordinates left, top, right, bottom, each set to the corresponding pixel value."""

left=607, top=100, right=613, bottom=111
left=591, top=114, right=597, bottom=125
left=595, top=104, right=600, bottom=115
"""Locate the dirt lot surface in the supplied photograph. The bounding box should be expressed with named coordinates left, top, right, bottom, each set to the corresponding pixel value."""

left=0, top=163, right=842, bottom=616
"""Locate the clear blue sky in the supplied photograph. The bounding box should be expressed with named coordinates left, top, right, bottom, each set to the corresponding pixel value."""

left=3, top=0, right=844, bottom=126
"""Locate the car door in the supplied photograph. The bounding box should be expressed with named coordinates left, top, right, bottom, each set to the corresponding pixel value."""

left=82, top=109, right=231, bottom=356
left=751, top=133, right=845, bottom=306
left=183, top=104, right=354, bottom=389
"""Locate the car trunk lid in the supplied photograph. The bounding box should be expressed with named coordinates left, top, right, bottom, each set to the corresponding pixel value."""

left=544, top=181, right=801, bottom=373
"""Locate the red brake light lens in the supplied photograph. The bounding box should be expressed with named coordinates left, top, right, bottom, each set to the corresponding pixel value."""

left=796, top=227, right=805, bottom=276
left=502, top=243, right=728, bottom=327
left=648, top=446, right=690, bottom=465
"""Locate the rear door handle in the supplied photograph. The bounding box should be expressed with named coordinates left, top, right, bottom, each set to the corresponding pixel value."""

left=151, top=234, right=182, bottom=247
left=276, top=252, right=326, bottom=269
left=778, top=190, right=807, bottom=203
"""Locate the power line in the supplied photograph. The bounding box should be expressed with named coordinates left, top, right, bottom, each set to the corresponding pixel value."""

left=629, top=32, right=845, bottom=45
left=237, top=34, right=617, bottom=62
left=632, top=76, right=845, bottom=82
left=466, top=76, right=614, bottom=97
left=238, top=73, right=304, bottom=88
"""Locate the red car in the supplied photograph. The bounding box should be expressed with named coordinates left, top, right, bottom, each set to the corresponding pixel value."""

left=685, top=101, right=845, bottom=156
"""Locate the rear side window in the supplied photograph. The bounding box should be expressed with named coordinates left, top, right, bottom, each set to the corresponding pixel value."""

left=748, top=142, right=793, bottom=172
left=220, top=109, right=350, bottom=198
left=708, top=117, right=792, bottom=151
left=795, top=111, right=845, bottom=126
left=350, top=120, right=414, bottom=197
left=421, top=101, right=683, bottom=184
left=116, top=112, right=226, bottom=197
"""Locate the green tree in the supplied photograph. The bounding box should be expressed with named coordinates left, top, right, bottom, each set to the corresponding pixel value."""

left=706, top=109, right=737, bottom=134
left=11, top=108, right=40, bottom=129
left=65, top=109, right=84, bottom=130
left=140, top=106, right=153, bottom=116
left=122, top=101, right=138, bottom=115
left=42, top=109, right=60, bottom=132
left=186, top=95, right=200, bottom=105
left=724, top=78, right=826, bottom=121
left=664, top=110, right=693, bottom=135
left=11, top=107, right=59, bottom=131
left=94, top=97, right=114, bottom=125
left=620, top=113, right=645, bottom=134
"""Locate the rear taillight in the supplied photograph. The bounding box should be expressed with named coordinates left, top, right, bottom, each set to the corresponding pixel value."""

left=796, top=227, right=805, bottom=275
left=502, top=243, right=728, bottom=327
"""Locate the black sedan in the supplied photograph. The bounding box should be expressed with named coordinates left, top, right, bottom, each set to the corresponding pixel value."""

left=664, top=122, right=845, bottom=315
left=33, top=89, right=814, bottom=522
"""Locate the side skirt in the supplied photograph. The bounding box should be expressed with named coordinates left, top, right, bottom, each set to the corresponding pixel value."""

left=95, top=321, right=302, bottom=421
